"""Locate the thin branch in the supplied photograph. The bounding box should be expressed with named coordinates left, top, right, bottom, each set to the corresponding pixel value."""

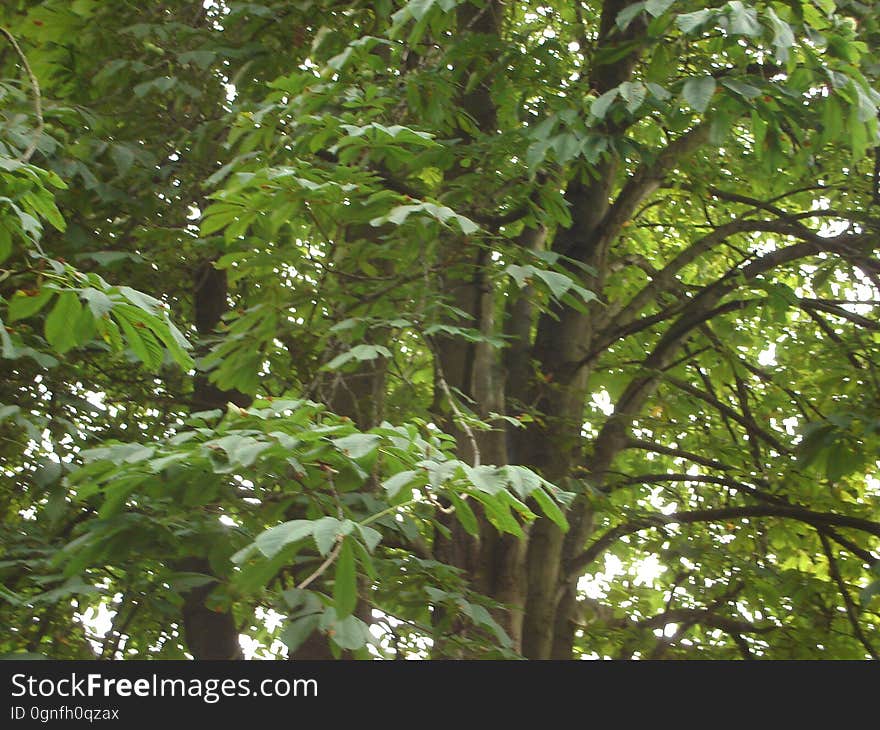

left=0, top=27, right=43, bottom=162
left=297, top=539, right=343, bottom=591
left=623, top=438, right=729, bottom=471
left=568, top=504, right=880, bottom=578
left=799, top=298, right=879, bottom=331
left=818, top=532, right=878, bottom=660
left=431, top=342, right=481, bottom=468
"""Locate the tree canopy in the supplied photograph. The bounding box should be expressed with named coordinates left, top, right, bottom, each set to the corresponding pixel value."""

left=1, top=0, right=879, bottom=660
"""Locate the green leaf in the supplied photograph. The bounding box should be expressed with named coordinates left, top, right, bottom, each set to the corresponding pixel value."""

left=313, top=517, right=352, bottom=556
left=726, top=1, right=761, bottom=37
left=473, top=492, right=523, bottom=537
left=0, top=226, right=12, bottom=263
left=533, top=269, right=576, bottom=299
left=590, top=89, right=618, bottom=120
left=324, top=344, right=392, bottom=370
left=333, top=538, right=358, bottom=619
left=860, top=578, right=880, bottom=607
left=532, top=487, right=569, bottom=532
left=254, top=519, right=315, bottom=558
left=382, top=469, right=419, bottom=498
left=80, top=288, right=114, bottom=318
left=356, top=524, right=382, bottom=552
left=766, top=7, right=795, bottom=61
left=721, top=79, right=762, bottom=100
left=682, top=76, right=717, bottom=113
left=676, top=9, right=713, bottom=33
left=326, top=613, right=370, bottom=651
left=118, top=286, right=163, bottom=315
left=447, top=490, right=479, bottom=536
left=150, top=317, right=195, bottom=370
left=616, top=2, right=645, bottom=30
left=114, top=309, right=163, bottom=370
left=280, top=614, right=321, bottom=653
left=44, top=291, right=82, bottom=354
left=331, top=433, right=382, bottom=459
left=463, top=465, right=505, bottom=495
left=8, top=288, right=55, bottom=322
left=645, top=0, right=673, bottom=16
left=619, top=81, right=647, bottom=114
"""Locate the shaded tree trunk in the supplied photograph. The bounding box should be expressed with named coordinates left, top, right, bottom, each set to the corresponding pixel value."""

left=177, top=260, right=246, bottom=660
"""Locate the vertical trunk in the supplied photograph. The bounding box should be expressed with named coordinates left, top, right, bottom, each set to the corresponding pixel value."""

left=177, top=260, right=246, bottom=660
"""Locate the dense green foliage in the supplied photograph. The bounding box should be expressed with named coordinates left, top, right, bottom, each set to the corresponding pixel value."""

left=1, top=0, right=879, bottom=659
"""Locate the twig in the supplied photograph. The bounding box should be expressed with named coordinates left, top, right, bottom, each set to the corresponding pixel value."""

left=818, top=532, right=878, bottom=660
left=428, top=338, right=481, bottom=467
left=297, top=539, right=343, bottom=590
left=296, top=476, right=345, bottom=590
left=0, top=27, right=43, bottom=162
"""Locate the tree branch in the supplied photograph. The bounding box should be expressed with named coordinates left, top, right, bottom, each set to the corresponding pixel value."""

left=0, top=27, right=43, bottom=162
left=818, top=532, right=878, bottom=660
left=568, top=504, right=880, bottom=578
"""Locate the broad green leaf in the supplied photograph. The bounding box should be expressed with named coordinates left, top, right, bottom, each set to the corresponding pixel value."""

left=645, top=0, right=673, bottom=16
left=8, top=288, right=55, bottom=322
left=280, top=614, right=321, bottom=653
left=682, top=76, right=717, bottom=113
left=333, top=538, right=357, bottom=619
left=80, top=288, right=114, bottom=318
left=331, top=433, right=382, bottom=459
left=590, top=89, right=618, bottom=120
left=531, top=487, right=569, bottom=532
left=447, top=490, right=478, bottom=536
left=356, top=524, right=382, bottom=552
left=382, top=469, right=419, bottom=498
left=313, top=516, right=352, bottom=556
left=254, top=519, right=316, bottom=558
left=44, top=292, right=82, bottom=354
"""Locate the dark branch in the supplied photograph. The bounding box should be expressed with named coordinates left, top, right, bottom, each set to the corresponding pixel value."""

left=568, top=504, right=880, bottom=577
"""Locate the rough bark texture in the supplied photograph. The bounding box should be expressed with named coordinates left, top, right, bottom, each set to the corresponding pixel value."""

left=177, top=258, right=247, bottom=659
left=179, top=1, right=717, bottom=660
left=424, top=0, right=712, bottom=659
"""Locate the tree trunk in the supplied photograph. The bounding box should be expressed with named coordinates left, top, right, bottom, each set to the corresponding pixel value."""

left=177, top=260, right=245, bottom=660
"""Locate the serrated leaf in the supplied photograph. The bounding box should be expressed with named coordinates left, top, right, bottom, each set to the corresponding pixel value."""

left=331, top=433, right=382, bottom=459
left=382, top=469, right=418, bottom=498
left=80, top=288, right=114, bottom=318
left=327, top=614, right=370, bottom=650
left=114, top=310, right=163, bottom=370
left=590, top=88, right=618, bottom=120
left=356, top=524, right=382, bottom=552
left=721, top=78, right=762, bottom=100
left=118, top=286, right=163, bottom=315
left=254, top=520, right=315, bottom=558
left=726, top=1, right=761, bottom=37
left=463, top=465, right=506, bottom=495
left=312, top=517, right=347, bottom=555
left=533, top=269, right=576, bottom=299
left=676, top=9, right=713, bottom=33
left=682, top=75, right=717, bottom=113
left=645, top=0, right=673, bottom=16
left=324, top=344, right=392, bottom=370
left=280, top=614, right=321, bottom=653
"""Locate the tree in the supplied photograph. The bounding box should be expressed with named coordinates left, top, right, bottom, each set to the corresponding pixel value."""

left=1, top=0, right=878, bottom=660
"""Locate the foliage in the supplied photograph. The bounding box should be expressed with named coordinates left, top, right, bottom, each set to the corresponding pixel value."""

left=0, top=0, right=879, bottom=660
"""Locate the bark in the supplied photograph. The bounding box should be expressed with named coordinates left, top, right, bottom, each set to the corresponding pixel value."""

left=176, top=258, right=246, bottom=660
